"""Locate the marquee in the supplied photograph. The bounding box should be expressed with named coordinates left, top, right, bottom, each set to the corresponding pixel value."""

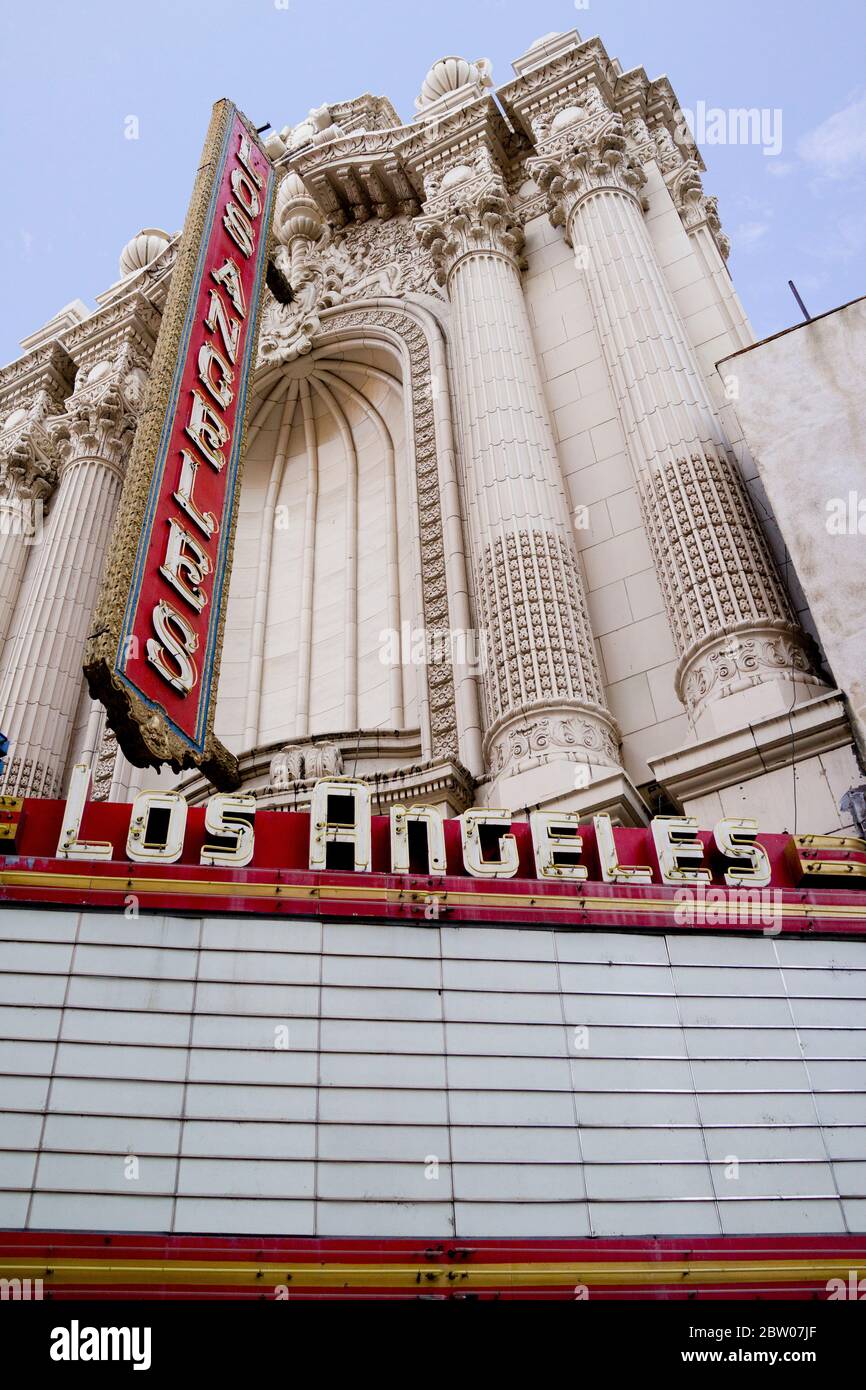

left=1, top=768, right=864, bottom=936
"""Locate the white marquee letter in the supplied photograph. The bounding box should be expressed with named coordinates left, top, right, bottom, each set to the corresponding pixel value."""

left=201, top=794, right=256, bottom=868
left=714, top=817, right=772, bottom=888
left=56, top=764, right=113, bottom=861
left=390, top=803, right=446, bottom=876
left=593, top=813, right=653, bottom=884
left=652, top=816, right=712, bottom=886
left=309, top=778, right=371, bottom=872
left=126, top=791, right=188, bottom=863
left=531, top=811, right=588, bottom=880
left=460, top=809, right=519, bottom=879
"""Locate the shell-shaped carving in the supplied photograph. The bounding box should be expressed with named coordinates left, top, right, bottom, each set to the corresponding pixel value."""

left=416, top=56, right=478, bottom=109
left=119, top=228, right=170, bottom=280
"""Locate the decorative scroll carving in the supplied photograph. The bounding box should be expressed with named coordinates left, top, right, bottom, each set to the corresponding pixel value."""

left=678, top=624, right=816, bottom=724
left=529, top=123, right=648, bottom=239
left=50, top=353, right=147, bottom=479
left=665, top=159, right=731, bottom=260
left=486, top=702, right=620, bottom=780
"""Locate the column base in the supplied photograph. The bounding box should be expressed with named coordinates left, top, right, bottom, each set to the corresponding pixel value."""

left=479, top=699, right=647, bottom=824
left=677, top=622, right=827, bottom=740
left=649, top=690, right=862, bottom=834
left=479, top=760, right=650, bottom=826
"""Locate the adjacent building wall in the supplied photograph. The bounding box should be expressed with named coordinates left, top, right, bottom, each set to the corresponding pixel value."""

left=719, top=297, right=866, bottom=761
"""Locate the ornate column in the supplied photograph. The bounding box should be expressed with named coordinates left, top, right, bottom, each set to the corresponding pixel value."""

left=405, top=81, right=640, bottom=818
left=0, top=318, right=153, bottom=797
left=525, top=102, right=826, bottom=740
left=0, top=345, right=74, bottom=656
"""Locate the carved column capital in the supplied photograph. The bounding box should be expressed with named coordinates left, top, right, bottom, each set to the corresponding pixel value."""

left=415, top=186, right=525, bottom=283
left=51, top=348, right=147, bottom=477
left=0, top=419, right=58, bottom=503
left=529, top=124, right=647, bottom=241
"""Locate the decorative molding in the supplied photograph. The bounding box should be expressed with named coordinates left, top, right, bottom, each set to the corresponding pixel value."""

left=269, top=740, right=343, bottom=789
left=50, top=349, right=147, bottom=479
left=528, top=120, right=648, bottom=241
left=677, top=623, right=819, bottom=724
left=92, top=724, right=118, bottom=802
left=664, top=158, right=731, bottom=261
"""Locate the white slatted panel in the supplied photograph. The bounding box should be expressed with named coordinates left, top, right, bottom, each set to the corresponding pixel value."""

left=0, top=907, right=864, bottom=1236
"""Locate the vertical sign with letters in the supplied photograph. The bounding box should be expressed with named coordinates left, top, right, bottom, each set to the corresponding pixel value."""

left=85, top=100, right=277, bottom=789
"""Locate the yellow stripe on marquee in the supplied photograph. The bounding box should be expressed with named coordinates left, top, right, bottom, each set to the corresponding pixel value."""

left=0, top=1257, right=862, bottom=1289
left=2, top=867, right=866, bottom=923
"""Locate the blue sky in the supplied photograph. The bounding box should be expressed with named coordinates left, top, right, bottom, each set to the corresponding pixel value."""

left=2, top=0, right=865, bottom=365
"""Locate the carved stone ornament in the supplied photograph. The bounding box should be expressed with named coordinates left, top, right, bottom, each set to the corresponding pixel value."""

left=678, top=622, right=819, bottom=723
left=415, top=187, right=526, bottom=284
left=258, top=218, right=441, bottom=365
left=91, top=725, right=118, bottom=801
left=528, top=122, right=648, bottom=241
left=269, top=740, right=343, bottom=788
left=665, top=160, right=731, bottom=260
left=484, top=701, right=621, bottom=779
left=49, top=348, right=147, bottom=481
left=0, top=417, right=57, bottom=503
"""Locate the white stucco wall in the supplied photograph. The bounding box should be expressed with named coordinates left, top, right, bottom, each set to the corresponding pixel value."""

left=719, top=297, right=866, bottom=759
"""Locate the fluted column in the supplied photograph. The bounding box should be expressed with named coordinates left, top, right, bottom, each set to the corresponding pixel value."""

left=0, top=361, right=143, bottom=797
left=418, top=187, right=622, bottom=793
left=532, top=124, right=826, bottom=737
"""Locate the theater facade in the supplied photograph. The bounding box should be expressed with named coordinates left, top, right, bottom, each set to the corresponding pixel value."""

left=0, top=28, right=864, bottom=1299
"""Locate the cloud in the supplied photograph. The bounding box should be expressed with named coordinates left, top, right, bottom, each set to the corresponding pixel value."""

left=733, top=221, right=769, bottom=250
left=765, top=161, right=795, bottom=178
left=798, top=92, right=866, bottom=179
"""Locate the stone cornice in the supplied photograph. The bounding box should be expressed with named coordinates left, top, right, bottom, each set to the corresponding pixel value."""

left=283, top=128, right=421, bottom=228
left=50, top=337, right=149, bottom=476
left=397, top=92, right=517, bottom=210
left=1, top=244, right=174, bottom=411
left=500, top=31, right=704, bottom=172
left=61, top=288, right=161, bottom=376
left=0, top=342, right=76, bottom=502
left=0, top=339, right=76, bottom=415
